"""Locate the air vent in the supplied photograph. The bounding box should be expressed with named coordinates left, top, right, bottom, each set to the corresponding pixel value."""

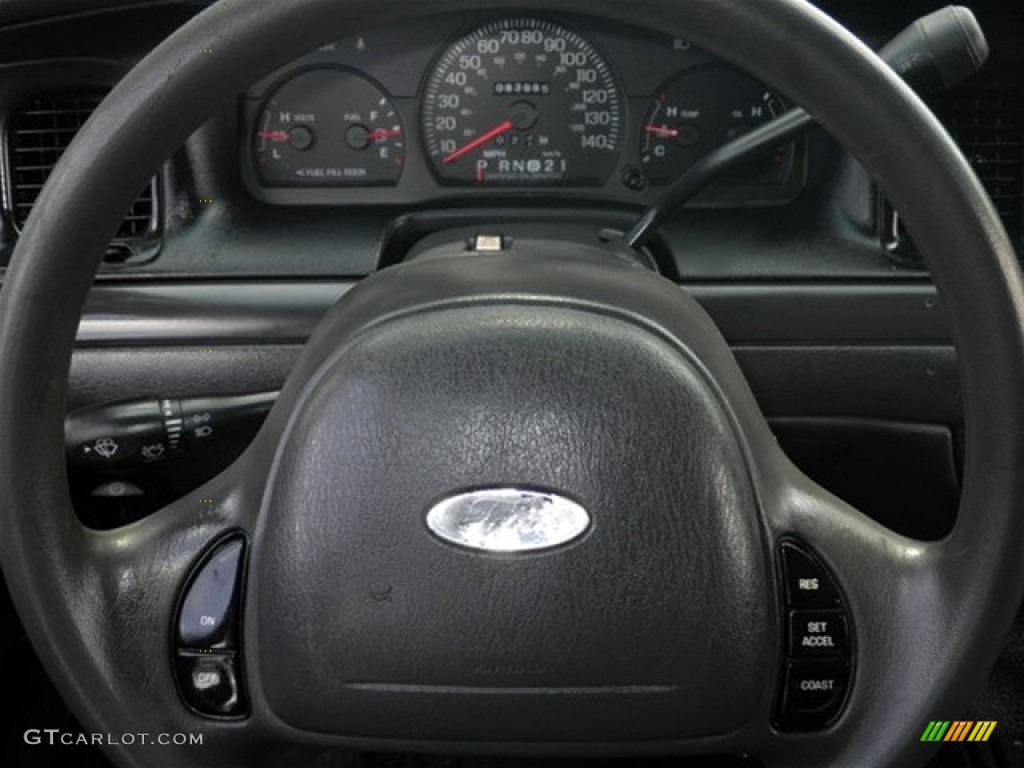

left=7, top=94, right=158, bottom=241
left=932, top=91, right=1023, bottom=244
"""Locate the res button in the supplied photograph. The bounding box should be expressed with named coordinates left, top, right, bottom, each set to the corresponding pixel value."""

left=780, top=542, right=842, bottom=609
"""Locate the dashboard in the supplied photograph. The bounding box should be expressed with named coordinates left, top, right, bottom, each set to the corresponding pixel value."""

left=0, top=1, right=1018, bottom=282
left=240, top=12, right=805, bottom=207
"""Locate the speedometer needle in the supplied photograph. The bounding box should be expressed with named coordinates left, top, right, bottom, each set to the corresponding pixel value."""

left=443, top=119, right=514, bottom=164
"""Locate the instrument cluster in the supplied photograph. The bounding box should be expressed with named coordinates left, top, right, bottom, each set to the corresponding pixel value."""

left=241, top=12, right=806, bottom=207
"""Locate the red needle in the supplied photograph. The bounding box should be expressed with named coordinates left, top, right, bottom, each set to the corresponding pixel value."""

left=369, top=128, right=402, bottom=142
left=645, top=125, right=679, bottom=138
left=257, top=130, right=291, bottom=142
left=443, top=119, right=514, bottom=164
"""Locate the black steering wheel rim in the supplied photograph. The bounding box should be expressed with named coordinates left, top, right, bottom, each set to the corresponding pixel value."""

left=1, top=1, right=1023, bottom=767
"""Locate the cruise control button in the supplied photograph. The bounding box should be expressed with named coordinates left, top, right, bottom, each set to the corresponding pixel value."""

left=176, top=652, right=247, bottom=718
left=789, top=610, right=849, bottom=657
left=780, top=542, right=842, bottom=608
left=780, top=661, right=850, bottom=728
left=178, top=539, right=244, bottom=648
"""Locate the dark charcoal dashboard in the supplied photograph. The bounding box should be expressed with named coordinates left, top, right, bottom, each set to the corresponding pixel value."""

left=0, top=1, right=1020, bottom=273
left=0, top=0, right=1017, bottom=282
left=241, top=12, right=804, bottom=207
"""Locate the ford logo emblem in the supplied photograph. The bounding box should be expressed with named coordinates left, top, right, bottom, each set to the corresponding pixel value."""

left=425, top=488, right=590, bottom=553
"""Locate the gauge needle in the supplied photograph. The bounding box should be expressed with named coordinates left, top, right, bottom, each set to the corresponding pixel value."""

left=644, top=125, right=679, bottom=138
left=443, top=119, right=514, bottom=164
left=257, top=130, right=291, bottom=142
left=369, top=128, right=402, bottom=142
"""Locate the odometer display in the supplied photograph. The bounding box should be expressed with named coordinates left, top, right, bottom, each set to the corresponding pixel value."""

left=422, top=18, right=624, bottom=186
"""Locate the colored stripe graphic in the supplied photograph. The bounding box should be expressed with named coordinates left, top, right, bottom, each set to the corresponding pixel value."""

left=921, top=721, right=950, bottom=742
left=924, top=720, right=997, bottom=742
left=969, top=722, right=997, bottom=742
left=944, top=721, right=972, bottom=741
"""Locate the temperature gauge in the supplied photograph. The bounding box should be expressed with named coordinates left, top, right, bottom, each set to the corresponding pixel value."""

left=640, top=67, right=795, bottom=188
left=255, top=69, right=404, bottom=187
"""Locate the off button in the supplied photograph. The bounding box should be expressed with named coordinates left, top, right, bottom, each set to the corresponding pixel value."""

left=175, top=651, right=247, bottom=718
left=789, top=610, right=849, bottom=657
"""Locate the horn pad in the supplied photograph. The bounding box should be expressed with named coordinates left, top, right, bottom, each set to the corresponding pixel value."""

left=256, top=266, right=773, bottom=742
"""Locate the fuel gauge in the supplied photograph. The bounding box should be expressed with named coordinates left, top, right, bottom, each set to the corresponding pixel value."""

left=640, top=67, right=795, bottom=188
left=255, top=69, right=404, bottom=187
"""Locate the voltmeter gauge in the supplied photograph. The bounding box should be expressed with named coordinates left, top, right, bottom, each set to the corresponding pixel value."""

left=640, top=67, right=795, bottom=188
left=254, top=69, right=404, bottom=187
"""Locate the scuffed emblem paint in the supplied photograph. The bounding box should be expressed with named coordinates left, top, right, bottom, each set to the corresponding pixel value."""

left=426, top=488, right=590, bottom=553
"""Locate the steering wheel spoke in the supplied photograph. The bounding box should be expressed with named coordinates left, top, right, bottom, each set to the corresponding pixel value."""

left=752, top=458, right=953, bottom=766
left=50, top=454, right=270, bottom=767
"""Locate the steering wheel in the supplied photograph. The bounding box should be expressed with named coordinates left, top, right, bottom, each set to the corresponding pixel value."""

left=2, top=0, right=1023, bottom=766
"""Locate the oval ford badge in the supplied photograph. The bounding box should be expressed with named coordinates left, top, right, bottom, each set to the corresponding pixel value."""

left=426, top=488, right=590, bottom=553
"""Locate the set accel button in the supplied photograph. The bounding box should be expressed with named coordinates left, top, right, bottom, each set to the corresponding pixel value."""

left=789, top=610, right=849, bottom=657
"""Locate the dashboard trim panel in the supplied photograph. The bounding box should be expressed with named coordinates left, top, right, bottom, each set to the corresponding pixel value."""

left=76, top=281, right=949, bottom=346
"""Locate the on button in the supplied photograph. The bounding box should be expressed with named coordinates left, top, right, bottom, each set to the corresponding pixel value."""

left=178, top=538, right=244, bottom=648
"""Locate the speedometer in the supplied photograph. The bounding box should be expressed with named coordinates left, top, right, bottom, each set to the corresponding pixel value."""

left=422, top=18, right=624, bottom=186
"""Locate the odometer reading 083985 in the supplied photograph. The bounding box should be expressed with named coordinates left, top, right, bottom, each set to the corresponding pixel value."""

left=422, top=18, right=624, bottom=186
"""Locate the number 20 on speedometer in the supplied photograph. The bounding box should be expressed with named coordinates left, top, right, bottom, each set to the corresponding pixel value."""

left=422, top=18, right=624, bottom=186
